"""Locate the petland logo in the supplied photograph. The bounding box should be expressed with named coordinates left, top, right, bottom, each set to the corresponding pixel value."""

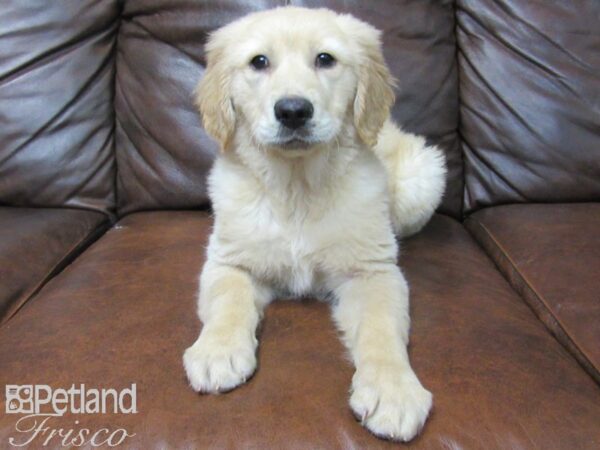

left=5, top=384, right=137, bottom=447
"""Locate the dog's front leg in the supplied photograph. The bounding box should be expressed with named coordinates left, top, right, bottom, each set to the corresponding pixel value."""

left=183, top=262, right=268, bottom=393
left=332, top=266, right=432, bottom=442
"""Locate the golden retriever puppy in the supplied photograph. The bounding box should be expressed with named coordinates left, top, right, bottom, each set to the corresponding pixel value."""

left=183, top=6, right=446, bottom=442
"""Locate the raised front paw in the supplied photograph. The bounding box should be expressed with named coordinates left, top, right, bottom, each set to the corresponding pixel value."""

left=350, top=363, right=432, bottom=442
left=183, top=331, right=257, bottom=394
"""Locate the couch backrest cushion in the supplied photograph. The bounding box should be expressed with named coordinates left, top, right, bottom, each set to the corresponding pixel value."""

left=115, top=0, right=462, bottom=217
left=457, top=0, right=600, bottom=213
left=114, top=1, right=279, bottom=215
left=0, top=0, right=119, bottom=215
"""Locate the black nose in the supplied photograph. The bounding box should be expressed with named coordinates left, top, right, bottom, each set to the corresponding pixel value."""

left=274, top=97, right=314, bottom=129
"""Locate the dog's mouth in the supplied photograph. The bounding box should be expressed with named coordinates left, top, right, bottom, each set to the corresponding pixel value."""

left=277, top=138, right=313, bottom=150
left=271, top=129, right=319, bottom=151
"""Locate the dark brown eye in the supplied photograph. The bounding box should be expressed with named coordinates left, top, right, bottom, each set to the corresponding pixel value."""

left=250, top=55, right=269, bottom=70
left=315, top=52, right=336, bottom=68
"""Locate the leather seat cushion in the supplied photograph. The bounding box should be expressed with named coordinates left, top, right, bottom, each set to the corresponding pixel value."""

left=0, top=207, right=107, bottom=324
left=0, top=212, right=598, bottom=448
left=466, top=203, right=600, bottom=382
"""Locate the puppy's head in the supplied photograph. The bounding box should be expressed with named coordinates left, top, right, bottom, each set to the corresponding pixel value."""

left=196, top=7, right=395, bottom=154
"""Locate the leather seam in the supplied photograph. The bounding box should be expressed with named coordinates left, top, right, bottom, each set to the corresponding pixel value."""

left=0, top=218, right=110, bottom=327
left=453, top=0, right=466, bottom=219
left=466, top=216, right=599, bottom=383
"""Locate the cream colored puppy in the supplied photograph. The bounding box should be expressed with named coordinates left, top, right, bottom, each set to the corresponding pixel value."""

left=183, top=7, right=446, bottom=442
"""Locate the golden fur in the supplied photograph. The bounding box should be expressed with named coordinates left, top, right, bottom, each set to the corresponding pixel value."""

left=183, top=7, right=446, bottom=442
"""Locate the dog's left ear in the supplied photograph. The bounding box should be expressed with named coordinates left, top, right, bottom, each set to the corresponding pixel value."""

left=195, top=31, right=236, bottom=152
left=339, top=15, right=396, bottom=148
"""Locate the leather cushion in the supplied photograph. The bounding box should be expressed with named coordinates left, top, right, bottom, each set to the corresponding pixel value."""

left=115, top=0, right=462, bottom=217
left=466, top=203, right=600, bottom=383
left=0, top=207, right=108, bottom=324
left=457, top=0, right=600, bottom=213
left=0, top=1, right=120, bottom=214
left=0, top=212, right=598, bottom=448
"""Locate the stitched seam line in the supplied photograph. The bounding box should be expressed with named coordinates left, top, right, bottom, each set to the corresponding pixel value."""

left=466, top=217, right=599, bottom=383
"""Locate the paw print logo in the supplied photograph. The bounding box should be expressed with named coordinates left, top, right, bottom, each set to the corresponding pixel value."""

left=5, top=385, right=34, bottom=414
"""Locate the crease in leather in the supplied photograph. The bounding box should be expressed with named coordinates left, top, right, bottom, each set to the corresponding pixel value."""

left=115, top=77, right=181, bottom=175
left=25, top=43, right=116, bottom=204
left=0, top=1, right=119, bottom=214
left=0, top=17, right=114, bottom=86
left=458, top=53, right=530, bottom=204
left=462, top=140, right=528, bottom=208
left=458, top=0, right=600, bottom=213
left=452, top=1, right=466, bottom=220
left=0, top=31, right=114, bottom=167
left=0, top=217, right=110, bottom=326
left=111, top=9, right=123, bottom=217
left=496, top=1, right=593, bottom=72
left=402, top=49, right=457, bottom=123
left=460, top=35, right=542, bottom=145
left=115, top=118, right=171, bottom=208
left=477, top=3, right=578, bottom=98
left=129, top=18, right=200, bottom=63
left=63, top=122, right=115, bottom=205
left=465, top=216, right=599, bottom=384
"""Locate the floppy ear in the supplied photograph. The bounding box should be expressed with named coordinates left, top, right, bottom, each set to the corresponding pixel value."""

left=195, top=34, right=236, bottom=152
left=341, top=16, right=395, bottom=147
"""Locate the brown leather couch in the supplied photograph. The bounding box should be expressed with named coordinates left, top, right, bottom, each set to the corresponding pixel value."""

left=1, top=1, right=598, bottom=448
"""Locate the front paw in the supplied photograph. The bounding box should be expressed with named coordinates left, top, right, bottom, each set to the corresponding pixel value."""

left=350, top=363, right=432, bottom=442
left=183, top=331, right=257, bottom=394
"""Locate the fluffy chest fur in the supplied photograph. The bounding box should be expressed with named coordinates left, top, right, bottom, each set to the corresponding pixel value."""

left=206, top=148, right=398, bottom=296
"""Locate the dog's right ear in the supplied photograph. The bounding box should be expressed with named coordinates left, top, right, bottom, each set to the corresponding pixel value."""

left=195, top=33, right=236, bottom=152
